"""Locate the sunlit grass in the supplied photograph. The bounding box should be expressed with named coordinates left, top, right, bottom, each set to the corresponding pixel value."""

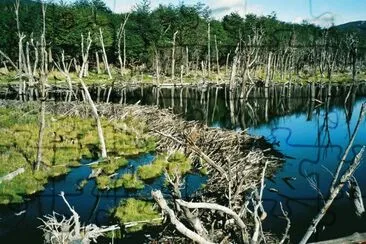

left=113, top=198, right=161, bottom=232
left=0, top=106, right=156, bottom=204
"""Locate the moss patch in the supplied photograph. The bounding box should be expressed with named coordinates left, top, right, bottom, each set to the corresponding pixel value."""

left=113, top=198, right=161, bottom=232
left=114, top=173, right=144, bottom=190
left=136, top=152, right=192, bottom=181
left=0, top=106, right=156, bottom=204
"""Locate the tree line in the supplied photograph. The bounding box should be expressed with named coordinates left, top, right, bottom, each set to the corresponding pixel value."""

left=0, top=0, right=365, bottom=82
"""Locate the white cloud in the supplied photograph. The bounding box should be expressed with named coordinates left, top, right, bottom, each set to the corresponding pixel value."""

left=104, top=0, right=134, bottom=13
left=207, top=0, right=264, bottom=19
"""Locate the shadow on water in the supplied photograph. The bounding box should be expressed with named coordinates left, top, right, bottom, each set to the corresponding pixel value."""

left=1, top=82, right=366, bottom=242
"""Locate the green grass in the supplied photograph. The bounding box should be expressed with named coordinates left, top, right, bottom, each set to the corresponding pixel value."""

left=96, top=175, right=111, bottom=190
left=113, top=198, right=161, bottom=232
left=115, top=173, right=144, bottom=190
left=137, top=155, right=167, bottom=180
left=0, top=106, right=156, bottom=204
left=166, top=152, right=192, bottom=177
left=137, top=152, right=192, bottom=181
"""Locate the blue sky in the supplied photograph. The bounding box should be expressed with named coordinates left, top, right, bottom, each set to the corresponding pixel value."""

left=75, top=0, right=366, bottom=26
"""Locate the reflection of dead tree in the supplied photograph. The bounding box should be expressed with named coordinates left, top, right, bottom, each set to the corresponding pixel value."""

left=300, top=104, right=366, bottom=244
left=39, top=192, right=119, bottom=244
left=300, top=147, right=365, bottom=244
left=330, top=103, right=366, bottom=191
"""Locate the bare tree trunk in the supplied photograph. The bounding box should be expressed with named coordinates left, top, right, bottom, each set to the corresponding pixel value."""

left=95, top=52, right=101, bottom=74
left=79, top=33, right=107, bottom=159
left=300, top=147, right=365, bottom=244
left=171, top=31, right=178, bottom=81
left=26, top=42, right=34, bottom=84
left=117, top=14, right=130, bottom=76
left=36, top=1, right=47, bottom=171
left=123, top=29, right=127, bottom=72
left=215, top=35, right=220, bottom=77
left=265, top=52, right=272, bottom=99
left=226, top=51, right=231, bottom=76
left=207, top=22, right=211, bottom=78
left=180, top=65, right=184, bottom=84
left=185, top=46, right=189, bottom=74
left=155, top=48, right=160, bottom=84
left=15, top=0, right=25, bottom=101
left=99, top=28, right=112, bottom=79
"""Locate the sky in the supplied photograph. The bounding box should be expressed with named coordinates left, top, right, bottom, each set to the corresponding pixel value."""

left=79, top=0, right=366, bottom=26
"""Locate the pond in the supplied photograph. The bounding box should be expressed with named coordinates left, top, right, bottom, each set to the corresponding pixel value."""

left=0, top=153, right=205, bottom=243
left=1, top=83, right=366, bottom=243
left=129, top=83, right=366, bottom=243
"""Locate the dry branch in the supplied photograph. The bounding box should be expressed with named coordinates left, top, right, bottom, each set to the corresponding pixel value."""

left=0, top=168, right=25, bottom=183
left=39, top=191, right=119, bottom=244
left=300, top=147, right=365, bottom=244
left=152, top=190, right=214, bottom=244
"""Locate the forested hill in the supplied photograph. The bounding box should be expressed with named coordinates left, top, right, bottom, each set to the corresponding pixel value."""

left=336, top=21, right=366, bottom=37
left=0, top=0, right=365, bottom=66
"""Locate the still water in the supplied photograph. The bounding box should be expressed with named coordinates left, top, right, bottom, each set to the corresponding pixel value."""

left=1, top=83, right=366, bottom=243
left=137, top=84, right=366, bottom=243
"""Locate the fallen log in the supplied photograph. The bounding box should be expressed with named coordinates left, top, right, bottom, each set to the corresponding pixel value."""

left=151, top=190, right=214, bottom=244
left=0, top=167, right=25, bottom=183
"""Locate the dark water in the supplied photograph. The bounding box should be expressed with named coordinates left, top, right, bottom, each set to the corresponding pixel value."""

left=0, top=154, right=205, bottom=243
left=1, top=83, right=366, bottom=243
left=128, top=84, right=366, bottom=243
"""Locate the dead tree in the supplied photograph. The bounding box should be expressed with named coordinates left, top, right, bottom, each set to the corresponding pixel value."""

left=264, top=52, right=272, bottom=99
left=207, top=21, right=211, bottom=77
left=79, top=33, right=108, bottom=159
left=39, top=192, right=119, bottom=244
left=171, top=31, right=178, bottom=81
left=214, top=35, right=220, bottom=77
left=117, top=13, right=130, bottom=76
left=300, top=147, right=365, bottom=244
left=35, top=1, right=48, bottom=171
left=99, top=28, right=112, bottom=79
left=54, top=50, right=74, bottom=101
left=15, top=0, right=26, bottom=100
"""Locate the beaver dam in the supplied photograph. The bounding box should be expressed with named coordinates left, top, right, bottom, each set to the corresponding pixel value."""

left=0, top=100, right=284, bottom=243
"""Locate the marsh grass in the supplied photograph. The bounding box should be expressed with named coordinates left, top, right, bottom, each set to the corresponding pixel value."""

left=0, top=107, right=156, bottom=204
left=113, top=198, right=161, bottom=232
left=113, top=173, right=144, bottom=190
left=137, top=151, right=192, bottom=180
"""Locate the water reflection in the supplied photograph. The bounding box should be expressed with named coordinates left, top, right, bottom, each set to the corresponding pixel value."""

left=2, top=82, right=366, bottom=242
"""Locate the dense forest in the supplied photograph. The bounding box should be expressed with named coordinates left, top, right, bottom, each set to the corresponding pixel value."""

left=1, top=1, right=366, bottom=244
left=0, top=0, right=366, bottom=84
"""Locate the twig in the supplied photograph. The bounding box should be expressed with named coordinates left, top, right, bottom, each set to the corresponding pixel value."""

left=152, top=190, right=214, bottom=244
left=299, top=146, right=365, bottom=244
left=279, top=202, right=291, bottom=244
left=330, top=103, right=366, bottom=191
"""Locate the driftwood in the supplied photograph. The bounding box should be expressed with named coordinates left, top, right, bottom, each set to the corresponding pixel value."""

left=0, top=167, right=25, bottom=183
left=152, top=190, right=214, bottom=244
left=299, top=147, right=365, bottom=244
left=39, top=191, right=119, bottom=244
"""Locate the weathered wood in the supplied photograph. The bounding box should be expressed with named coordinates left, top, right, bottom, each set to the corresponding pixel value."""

left=0, top=168, right=25, bottom=183
left=299, top=147, right=365, bottom=244
left=152, top=190, right=214, bottom=244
